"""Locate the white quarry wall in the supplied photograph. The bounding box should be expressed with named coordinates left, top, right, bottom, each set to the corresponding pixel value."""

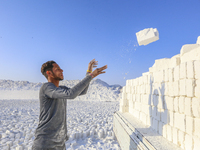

left=120, top=36, right=200, bottom=150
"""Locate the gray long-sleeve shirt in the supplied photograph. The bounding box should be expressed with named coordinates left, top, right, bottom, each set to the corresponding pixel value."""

left=33, top=73, right=92, bottom=149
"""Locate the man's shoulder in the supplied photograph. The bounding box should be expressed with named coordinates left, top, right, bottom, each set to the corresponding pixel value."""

left=40, top=82, right=55, bottom=90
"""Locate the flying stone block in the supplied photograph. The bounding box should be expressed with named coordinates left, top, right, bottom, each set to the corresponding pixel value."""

left=136, top=28, right=159, bottom=46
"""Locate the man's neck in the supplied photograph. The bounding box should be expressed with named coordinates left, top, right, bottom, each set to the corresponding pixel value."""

left=48, top=78, right=59, bottom=87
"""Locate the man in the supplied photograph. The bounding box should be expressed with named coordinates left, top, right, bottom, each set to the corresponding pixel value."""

left=32, top=59, right=107, bottom=150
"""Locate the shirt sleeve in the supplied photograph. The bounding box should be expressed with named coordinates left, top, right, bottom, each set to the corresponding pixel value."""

left=44, top=74, right=93, bottom=99
left=78, top=72, right=91, bottom=96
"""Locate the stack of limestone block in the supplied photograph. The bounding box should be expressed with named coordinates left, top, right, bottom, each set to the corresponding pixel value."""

left=120, top=36, right=200, bottom=150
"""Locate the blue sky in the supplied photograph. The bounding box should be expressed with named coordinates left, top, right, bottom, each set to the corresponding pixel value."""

left=0, top=0, right=200, bottom=86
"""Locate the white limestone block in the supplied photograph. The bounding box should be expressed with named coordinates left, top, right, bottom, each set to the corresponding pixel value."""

left=180, top=44, right=200, bottom=56
left=168, top=82, right=174, bottom=97
left=151, top=58, right=170, bottom=73
left=192, top=97, right=200, bottom=118
left=157, top=96, right=165, bottom=109
left=158, top=121, right=163, bottom=135
left=174, top=97, right=179, bottom=112
left=197, top=36, right=200, bottom=44
left=168, top=68, right=174, bottom=82
left=194, top=118, right=200, bottom=138
left=187, top=61, right=194, bottom=79
left=134, top=102, right=141, bottom=112
left=162, top=124, right=167, bottom=139
left=161, top=109, right=168, bottom=124
left=167, top=125, right=173, bottom=142
left=185, top=134, right=193, bottom=150
left=180, top=62, right=187, bottom=79
left=179, top=79, right=186, bottom=96
left=179, top=96, right=185, bottom=114
left=178, top=130, right=185, bottom=149
left=152, top=118, right=158, bottom=132
left=136, top=28, right=159, bottom=46
left=174, top=113, right=186, bottom=132
left=173, top=81, right=179, bottom=96
left=165, top=96, right=174, bottom=111
left=164, top=69, right=169, bottom=82
left=186, top=79, right=195, bottom=97
left=186, top=116, right=193, bottom=135
left=172, top=127, right=178, bottom=145
left=193, top=136, right=200, bottom=150
left=195, top=79, right=200, bottom=98
left=181, top=46, right=200, bottom=63
left=142, top=104, right=152, bottom=116
left=169, top=54, right=180, bottom=68
left=194, top=60, right=200, bottom=79
left=174, top=65, right=180, bottom=81
left=185, top=97, right=192, bottom=117
left=152, top=106, right=157, bottom=118
left=168, top=111, right=174, bottom=126
left=125, top=86, right=131, bottom=93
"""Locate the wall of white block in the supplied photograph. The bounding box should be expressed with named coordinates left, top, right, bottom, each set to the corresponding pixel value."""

left=120, top=36, right=200, bottom=150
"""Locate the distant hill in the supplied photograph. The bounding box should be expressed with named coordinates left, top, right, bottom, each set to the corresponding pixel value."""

left=0, top=79, right=122, bottom=101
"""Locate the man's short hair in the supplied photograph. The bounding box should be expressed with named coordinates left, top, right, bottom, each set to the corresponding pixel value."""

left=41, top=60, right=56, bottom=79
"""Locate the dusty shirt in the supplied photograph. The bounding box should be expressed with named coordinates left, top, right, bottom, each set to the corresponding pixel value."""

left=33, top=74, right=92, bottom=149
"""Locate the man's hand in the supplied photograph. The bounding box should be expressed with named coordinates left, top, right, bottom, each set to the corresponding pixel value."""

left=92, top=65, right=107, bottom=78
left=88, top=59, right=98, bottom=72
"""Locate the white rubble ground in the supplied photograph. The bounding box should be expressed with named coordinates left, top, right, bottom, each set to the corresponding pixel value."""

left=0, top=79, right=122, bottom=101
left=0, top=100, right=121, bottom=150
left=136, top=28, right=159, bottom=46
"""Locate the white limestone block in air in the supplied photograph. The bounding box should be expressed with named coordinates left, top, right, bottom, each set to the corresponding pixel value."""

left=136, top=28, right=159, bottom=46
left=197, top=36, right=200, bottom=44
left=186, top=116, right=193, bottom=135
left=194, top=118, right=200, bottom=138
left=185, top=134, right=193, bottom=150
left=192, top=97, right=200, bottom=117
left=174, top=113, right=186, bottom=132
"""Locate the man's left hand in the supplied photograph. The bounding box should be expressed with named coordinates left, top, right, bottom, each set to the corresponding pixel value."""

left=88, top=59, right=98, bottom=72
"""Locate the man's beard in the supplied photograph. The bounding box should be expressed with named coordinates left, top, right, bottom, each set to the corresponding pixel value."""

left=52, top=72, right=63, bottom=81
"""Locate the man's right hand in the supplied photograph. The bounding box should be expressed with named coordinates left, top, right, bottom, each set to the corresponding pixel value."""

left=92, top=65, right=107, bottom=78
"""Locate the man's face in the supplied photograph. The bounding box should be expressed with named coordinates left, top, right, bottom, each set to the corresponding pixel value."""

left=51, top=63, right=64, bottom=81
